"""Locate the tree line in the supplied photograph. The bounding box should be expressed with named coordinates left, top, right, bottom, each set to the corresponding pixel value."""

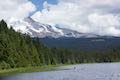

left=0, top=20, right=120, bottom=70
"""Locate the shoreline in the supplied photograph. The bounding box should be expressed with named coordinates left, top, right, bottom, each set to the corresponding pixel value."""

left=0, top=65, right=63, bottom=76
left=0, top=62, right=119, bottom=76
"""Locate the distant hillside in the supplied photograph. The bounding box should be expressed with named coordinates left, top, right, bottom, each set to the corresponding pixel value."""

left=40, top=37, right=120, bottom=52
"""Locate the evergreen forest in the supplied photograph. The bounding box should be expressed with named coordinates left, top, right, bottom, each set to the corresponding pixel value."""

left=1, top=20, right=120, bottom=70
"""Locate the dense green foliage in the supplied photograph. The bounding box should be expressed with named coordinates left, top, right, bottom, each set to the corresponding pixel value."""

left=0, top=20, right=120, bottom=70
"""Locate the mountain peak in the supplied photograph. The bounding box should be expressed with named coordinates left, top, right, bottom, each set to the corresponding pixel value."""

left=9, top=17, right=101, bottom=38
left=24, top=17, right=34, bottom=22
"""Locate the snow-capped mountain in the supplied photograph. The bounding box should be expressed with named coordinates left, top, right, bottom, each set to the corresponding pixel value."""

left=9, top=17, right=99, bottom=38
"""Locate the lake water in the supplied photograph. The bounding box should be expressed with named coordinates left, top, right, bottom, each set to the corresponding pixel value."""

left=1, top=63, right=120, bottom=80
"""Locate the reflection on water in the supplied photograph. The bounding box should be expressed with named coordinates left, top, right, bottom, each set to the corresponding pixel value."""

left=1, top=63, right=120, bottom=80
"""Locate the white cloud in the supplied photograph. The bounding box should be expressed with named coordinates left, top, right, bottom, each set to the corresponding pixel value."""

left=0, top=0, right=36, bottom=20
left=31, top=0, right=120, bottom=36
left=88, top=13, right=120, bottom=36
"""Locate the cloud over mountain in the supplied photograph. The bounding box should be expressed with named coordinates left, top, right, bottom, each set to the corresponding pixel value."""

left=0, top=0, right=36, bottom=20
left=0, top=0, right=120, bottom=37
left=31, top=0, right=120, bottom=36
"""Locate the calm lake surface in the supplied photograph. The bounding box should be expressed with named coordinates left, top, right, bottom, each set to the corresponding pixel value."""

left=1, top=63, right=120, bottom=80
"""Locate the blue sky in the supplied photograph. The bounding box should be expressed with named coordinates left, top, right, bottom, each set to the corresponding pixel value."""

left=31, top=0, right=58, bottom=11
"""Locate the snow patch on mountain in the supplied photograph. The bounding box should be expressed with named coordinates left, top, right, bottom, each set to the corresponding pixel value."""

left=7, top=17, right=100, bottom=38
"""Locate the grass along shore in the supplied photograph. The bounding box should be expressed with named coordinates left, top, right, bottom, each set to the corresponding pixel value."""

left=0, top=65, right=64, bottom=76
